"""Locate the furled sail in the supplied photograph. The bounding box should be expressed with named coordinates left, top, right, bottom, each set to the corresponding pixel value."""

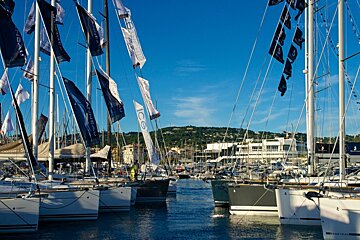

left=75, top=2, right=106, bottom=56
left=0, top=12, right=27, bottom=68
left=63, top=77, right=99, bottom=148
left=37, top=0, right=70, bottom=63
left=136, top=76, right=160, bottom=120
left=96, top=68, right=125, bottom=123
left=133, top=101, right=160, bottom=166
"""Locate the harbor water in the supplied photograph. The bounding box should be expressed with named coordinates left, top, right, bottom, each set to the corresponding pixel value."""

left=5, top=179, right=323, bottom=239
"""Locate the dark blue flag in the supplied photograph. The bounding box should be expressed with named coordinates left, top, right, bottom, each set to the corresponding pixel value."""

left=75, top=2, right=104, bottom=56
left=0, top=15, right=27, bottom=68
left=36, top=113, right=48, bottom=142
left=37, top=0, right=70, bottom=63
left=268, top=0, right=284, bottom=6
left=274, top=23, right=286, bottom=46
left=278, top=75, right=287, bottom=96
left=96, top=69, right=125, bottom=123
left=0, top=0, right=14, bottom=17
left=293, top=27, right=305, bottom=49
left=280, top=5, right=291, bottom=30
left=9, top=85, right=38, bottom=169
left=283, top=59, right=292, bottom=79
left=269, top=40, right=284, bottom=64
left=63, top=77, right=99, bottom=148
left=287, top=44, right=298, bottom=63
left=295, top=0, right=308, bottom=21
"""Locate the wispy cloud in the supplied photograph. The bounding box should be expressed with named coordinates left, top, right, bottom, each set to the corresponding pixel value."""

left=175, top=60, right=207, bottom=74
left=172, top=96, right=216, bottom=126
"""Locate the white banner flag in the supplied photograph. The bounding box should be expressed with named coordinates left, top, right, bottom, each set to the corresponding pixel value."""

left=133, top=101, right=160, bottom=166
left=56, top=1, right=65, bottom=25
left=1, top=111, right=14, bottom=136
left=23, top=59, right=34, bottom=81
left=121, top=17, right=146, bottom=69
left=137, top=76, right=160, bottom=120
left=113, top=0, right=130, bottom=19
left=0, top=68, right=9, bottom=95
left=15, top=84, right=30, bottom=105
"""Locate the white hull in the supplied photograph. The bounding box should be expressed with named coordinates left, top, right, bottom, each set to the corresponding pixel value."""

left=275, top=188, right=321, bottom=225
left=99, top=186, right=131, bottom=212
left=0, top=196, right=40, bottom=233
left=320, top=197, right=360, bottom=239
left=229, top=206, right=278, bottom=216
left=39, top=189, right=99, bottom=221
left=131, top=186, right=137, bottom=206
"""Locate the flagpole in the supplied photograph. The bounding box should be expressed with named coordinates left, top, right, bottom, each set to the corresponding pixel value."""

left=32, top=0, right=41, bottom=161
left=85, top=0, right=93, bottom=175
left=47, top=0, right=56, bottom=181
left=104, top=0, right=112, bottom=175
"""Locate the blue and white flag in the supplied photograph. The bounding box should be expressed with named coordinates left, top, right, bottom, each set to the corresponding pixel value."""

left=0, top=111, right=14, bottom=136
left=113, top=0, right=130, bottom=19
left=133, top=101, right=160, bottom=166
left=96, top=68, right=125, bottom=123
left=63, top=77, right=99, bottom=148
left=75, top=2, right=106, bottom=56
left=136, top=76, right=160, bottom=120
left=0, top=69, right=9, bottom=95
left=0, top=15, right=27, bottom=68
left=14, top=84, right=30, bottom=105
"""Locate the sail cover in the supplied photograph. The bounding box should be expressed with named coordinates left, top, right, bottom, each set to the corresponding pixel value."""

left=63, top=77, right=99, bottom=148
left=75, top=2, right=106, bottom=57
left=121, top=17, right=146, bottom=69
left=136, top=76, right=160, bottom=120
left=0, top=13, right=27, bottom=68
left=37, top=0, right=70, bottom=63
left=133, top=101, right=160, bottom=166
left=96, top=68, right=125, bottom=123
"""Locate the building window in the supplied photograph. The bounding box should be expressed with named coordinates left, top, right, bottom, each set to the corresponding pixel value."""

left=266, top=146, right=278, bottom=152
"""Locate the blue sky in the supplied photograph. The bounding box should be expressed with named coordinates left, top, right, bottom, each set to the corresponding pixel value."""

left=2, top=0, right=360, bottom=138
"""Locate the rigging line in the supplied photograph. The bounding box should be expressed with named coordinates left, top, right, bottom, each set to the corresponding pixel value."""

left=322, top=64, right=360, bottom=183
left=221, top=3, right=269, bottom=144
left=0, top=199, right=33, bottom=226
left=261, top=87, right=278, bottom=140
left=285, top=76, right=295, bottom=133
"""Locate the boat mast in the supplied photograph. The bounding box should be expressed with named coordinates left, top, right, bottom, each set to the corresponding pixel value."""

left=307, top=0, right=315, bottom=175
left=48, top=0, right=56, bottom=181
left=85, top=0, right=93, bottom=174
left=32, top=0, right=41, bottom=161
left=338, top=0, right=345, bottom=181
left=104, top=0, right=112, bottom=174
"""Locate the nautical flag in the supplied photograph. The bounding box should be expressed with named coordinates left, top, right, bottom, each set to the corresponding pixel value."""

left=9, top=85, right=39, bottom=169
left=280, top=5, right=291, bottom=30
left=274, top=23, right=286, bottom=46
left=0, top=69, right=9, bottom=95
left=24, top=3, right=35, bottom=34
left=0, top=111, right=14, bottom=136
left=96, top=68, right=125, bottom=123
left=36, top=113, right=48, bottom=142
left=278, top=75, right=287, bottom=96
left=269, top=40, right=284, bottom=64
left=286, top=0, right=296, bottom=10
left=293, top=27, right=305, bottom=49
left=113, top=0, right=130, bottom=18
left=0, top=16, right=27, bottom=68
left=137, top=76, right=160, bottom=120
left=0, top=0, right=15, bottom=17
left=295, top=0, right=308, bottom=21
left=23, top=59, right=35, bottom=81
left=37, top=0, right=70, bottom=63
left=133, top=101, right=160, bottom=166
left=63, top=77, right=99, bottom=148
left=25, top=1, right=65, bottom=34
left=287, top=44, right=298, bottom=63
left=15, top=84, right=30, bottom=105
left=121, top=16, right=146, bottom=69
left=283, top=59, right=292, bottom=79
left=75, top=3, right=106, bottom=57
left=55, top=1, right=65, bottom=25
left=40, top=28, right=51, bottom=55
